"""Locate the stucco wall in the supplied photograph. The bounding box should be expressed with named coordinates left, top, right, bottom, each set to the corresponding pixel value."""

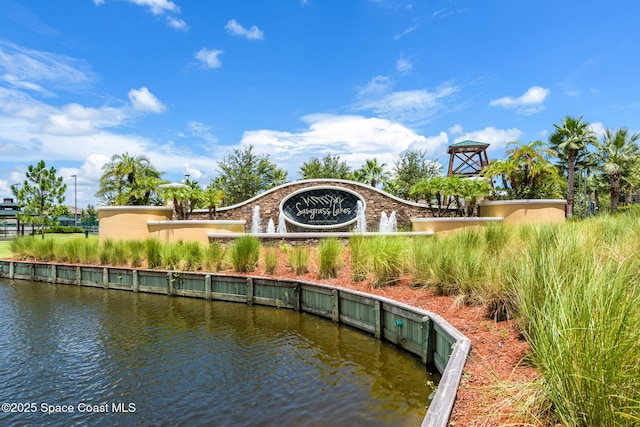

left=99, top=206, right=173, bottom=241
left=190, top=179, right=433, bottom=232
left=411, top=217, right=503, bottom=235
left=147, top=220, right=245, bottom=243
left=478, top=199, right=566, bottom=224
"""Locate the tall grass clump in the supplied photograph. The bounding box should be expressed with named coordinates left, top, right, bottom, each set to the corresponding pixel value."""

left=204, top=241, right=225, bottom=272
left=77, top=239, right=99, bottom=264
left=318, top=238, right=343, bottom=279
left=160, top=241, right=183, bottom=270
left=126, top=240, right=145, bottom=268
left=32, top=238, right=57, bottom=262
left=288, top=246, right=311, bottom=275
left=108, top=240, right=128, bottom=266
left=410, top=236, right=436, bottom=287
left=182, top=241, right=204, bottom=271
left=263, top=247, right=279, bottom=275
left=484, top=222, right=510, bottom=256
left=369, top=236, right=405, bottom=287
left=229, top=235, right=260, bottom=273
left=145, top=239, right=163, bottom=269
left=514, top=225, right=640, bottom=425
left=349, top=235, right=370, bottom=282
left=428, top=231, right=486, bottom=297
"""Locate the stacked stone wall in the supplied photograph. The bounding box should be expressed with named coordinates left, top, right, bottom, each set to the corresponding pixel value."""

left=189, top=180, right=435, bottom=232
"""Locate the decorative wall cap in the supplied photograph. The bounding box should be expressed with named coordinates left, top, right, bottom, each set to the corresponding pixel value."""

left=411, top=217, right=504, bottom=223
left=192, top=178, right=428, bottom=213
left=98, top=206, right=173, bottom=212
left=478, top=199, right=567, bottom=206
left=148, top=220, right=246, bottom=225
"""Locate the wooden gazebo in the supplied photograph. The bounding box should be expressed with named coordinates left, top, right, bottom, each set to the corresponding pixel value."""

left=446, top=140, right=490, bottom=177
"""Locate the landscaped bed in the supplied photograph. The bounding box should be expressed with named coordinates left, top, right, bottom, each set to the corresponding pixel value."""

left=5, top=212, right=640, bottom=426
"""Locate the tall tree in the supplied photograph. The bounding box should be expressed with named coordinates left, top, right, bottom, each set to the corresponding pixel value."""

left=215, top=145, right=287, bottom=205
left=594, top=127, right=640, bottom=212
left=354, top=158, right=389, bottom=188
left=10, top=160, right=67, bottom=239
left=389, top=149, right=442, bottom=201
left=96, top=153, right=164, bottom=206
left=549, top=116, right=596, bottom=217
left=299, top=154, right=352, bottom=180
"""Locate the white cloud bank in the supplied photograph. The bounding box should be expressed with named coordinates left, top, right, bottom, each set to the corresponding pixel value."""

left=128, top=86, right=166, bottom=113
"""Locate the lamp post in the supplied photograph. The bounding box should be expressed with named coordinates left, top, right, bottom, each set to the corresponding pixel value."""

left=71, top=174, right=77, bottom=226
left=184, top=174, right=190, bottom=183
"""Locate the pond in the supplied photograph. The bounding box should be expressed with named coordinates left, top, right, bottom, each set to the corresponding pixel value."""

left=0, top=279, right=437, bottom=426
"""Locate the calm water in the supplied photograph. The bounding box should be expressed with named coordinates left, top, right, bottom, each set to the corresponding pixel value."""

left=0, top=279, right=436, bottom=426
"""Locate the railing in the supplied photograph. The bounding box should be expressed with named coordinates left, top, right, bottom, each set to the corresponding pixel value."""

left=0, top=259, right=471, bottom=427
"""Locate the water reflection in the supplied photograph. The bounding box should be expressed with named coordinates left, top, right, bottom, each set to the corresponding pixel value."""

left=0, top=279, right=436, bottom=426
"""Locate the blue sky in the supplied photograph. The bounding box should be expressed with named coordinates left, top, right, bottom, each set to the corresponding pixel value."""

left=1, top=0, right=639, bottom=208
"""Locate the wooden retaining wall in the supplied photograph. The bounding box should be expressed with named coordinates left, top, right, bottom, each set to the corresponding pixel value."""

left=0, top=259, right=471, bottom=427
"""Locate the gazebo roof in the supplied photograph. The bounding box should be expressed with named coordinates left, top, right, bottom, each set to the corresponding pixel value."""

left=447, top=140, right=490, bottom=153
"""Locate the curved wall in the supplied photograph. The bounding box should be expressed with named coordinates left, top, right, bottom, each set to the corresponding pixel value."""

left=191, top=179, right=432, bottom=232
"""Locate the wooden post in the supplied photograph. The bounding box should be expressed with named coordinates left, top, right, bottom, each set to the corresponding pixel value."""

left=51, top=265, right=57, bottom=284
left=103, top=267, right=109, bottom=289
left=421, top=316, right=432, bottom=365
left=205, top=275, right=212, bottom=301
left=132, top=270, right=139, bottom=292
left=9, top=261, right=14, bottom=280
left=246, top=277, right=254, bottom=305
left=293, top=283, right=301, bottom=311
left=374, top=300, right=382, bottom=340
left=331, top=289, right=339, bottom=323
left=167, top=272, right=173, bottom=296
left=75, top=266, right=81, bottom=286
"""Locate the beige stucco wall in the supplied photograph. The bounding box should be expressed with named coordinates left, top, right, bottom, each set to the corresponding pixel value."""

left=478, top=199, right=566, bottom=224
left=99, top=206, right=173, bottom=241
left=147, top=220, right=245, bottom=243
left=411, top=217, right=503, bottom=236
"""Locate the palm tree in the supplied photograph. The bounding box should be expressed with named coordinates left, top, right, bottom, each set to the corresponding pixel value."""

left=594, top=128, right=640, bottom=212
left=96, top=153, right=164, bottom=206
left=354, top=158, right=389, bottom=188
left=549, top=116, right=597, bottom=217
left=481, top=140, right=564, bottom=199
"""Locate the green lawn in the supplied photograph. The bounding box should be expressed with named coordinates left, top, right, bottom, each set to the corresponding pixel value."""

left=0, top=233, right=97, bottom=259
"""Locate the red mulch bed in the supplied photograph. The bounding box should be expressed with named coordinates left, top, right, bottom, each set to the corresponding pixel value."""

left=227, top=249, right=539, bottom=426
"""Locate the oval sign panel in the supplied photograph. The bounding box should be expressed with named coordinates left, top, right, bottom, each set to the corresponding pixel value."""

left=280, top=186, right=365, bottom=229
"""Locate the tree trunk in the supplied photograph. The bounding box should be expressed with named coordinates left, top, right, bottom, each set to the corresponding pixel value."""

left=566, top=149, right=576, bottom=218
left=610, top=173, right=620, bottom=212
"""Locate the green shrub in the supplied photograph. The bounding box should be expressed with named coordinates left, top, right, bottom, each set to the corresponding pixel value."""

left=204, top=241, right=225, bottom=272
left=349, top=235, right=370, bottom=282
left=288, top=246, right=310, bottom=276
left=318, top=238, right=343, bottom=279
left=145, top=239, right=162, bottom=269
left=369, top=236, right=404, bottom=287
left=229, top=236, right=260, bottom=273
left=263, top=247, right=279, bottom=275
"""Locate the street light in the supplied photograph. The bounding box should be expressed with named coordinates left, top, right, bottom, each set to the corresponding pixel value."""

left=71, top=174, right=77, bottom=226
left=184, top=174, right=190, bottom=183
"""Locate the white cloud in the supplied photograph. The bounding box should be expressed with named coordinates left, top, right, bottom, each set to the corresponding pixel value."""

left=240, top=114, right=430, bottom=178
left=128, top=0, right=180, bottom=16
left=396, top=54, right=412, bottom=74
left=354, top=85, right=459, bottom=126
left=0, top=41, right=92, bottom=93
left=225, top=19, right=264, bottom=40
left=187, top=121, right=219, bottom=145
left=128, top=87, right=166, bottom=113
left=195, top=48, right=223, bottom=69
left=589, top=121, right=606, bottom=138
left=166, top=16, right=188, bottom=31
left=489, top=86, right=550, bottom=115
left=93, top=0, right=105, bottom=5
